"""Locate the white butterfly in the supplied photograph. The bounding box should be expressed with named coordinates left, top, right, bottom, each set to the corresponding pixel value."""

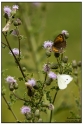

left=57, top=74, right=73, bottom=90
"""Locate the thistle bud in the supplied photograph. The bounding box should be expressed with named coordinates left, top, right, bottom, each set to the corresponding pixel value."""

left=62, top=56, right=68, bottom=63
left=14, top=83, right=18, bottom=89
left=35, top=109, right=40, bottom=117
left=74, top=70, right=78, bottom=76
left=22, top=67, right=26, bottom=72
left=26, top=113, right=32, bottom=120
left=72, top=60, right=77, bottom=68
left=16, top=18, right=22, bottom=25
left=13, top=21, right=18, bottom=26
left=46, top=50, right=51, bottom=57
left=9, top=83, right=14, bottom=91
left=54, top=53, right=60, bottom=58
left=27, top=88, right=34, bottom=96
left=3, top=13, right=9, bottom=20
left=46, top=78, right=53, bottom=85
left=50, top=63, right=58, bottom=69
left=78, top=61, right=82, bottom=67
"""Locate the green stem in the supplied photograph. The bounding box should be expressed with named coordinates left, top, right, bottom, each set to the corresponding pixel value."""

left=49, top=90, right=59, bottom=122
left=16, top=26, right=20, bottom=58
left=2, top=94, right=19, bottom=122
left=37, top=73, right=47, bottom=106
left=12, top=91, right=29, bottom=102
left=57, top=56, right=62, bottom=74
left=2, top=32, right=27, bottom=82
left=61, top=53, right=63, bottom=61
left=1, top=42, right=8, bottom=47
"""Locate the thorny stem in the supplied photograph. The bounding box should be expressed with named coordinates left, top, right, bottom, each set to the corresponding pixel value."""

left=2, top=94, right=19, bottom=122
left=2, top=32, right=27, bottom=82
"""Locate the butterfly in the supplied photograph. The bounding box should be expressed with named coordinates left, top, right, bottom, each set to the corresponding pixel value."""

left=52, top=34, right=66, bottom=53
left=57, top=74, right=73, bottom=90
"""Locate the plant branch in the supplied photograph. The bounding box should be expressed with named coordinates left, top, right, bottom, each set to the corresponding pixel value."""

left=49, top=89, right=59, bottom=122
left=16, top=26, right=21, bottom=58
left=2, top=94, right=19, bottom=122
left=2, top=32, right=27, bottom=82
left=1, top=42, right=8, bottom=47
left=37, top=73, right=47, bottom=106
left=12, top=91, right=30, bottom=102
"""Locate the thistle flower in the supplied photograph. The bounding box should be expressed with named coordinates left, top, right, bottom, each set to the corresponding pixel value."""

left=21, top=106, right=31, bottom=114
left=43, top=41, right=53, bottom=49
left=12, top=5, right=19, bottom=10
left=25, top=78, right=36, bottom=87
left=3, top=6, right=11, bottom=17
left=5, top=76, right=16, bottom=84
left=9, top=48, right=20, bottom=56
left=48, top=71, right=57, bottom=80
left=61, top=30, right=69, bottom=39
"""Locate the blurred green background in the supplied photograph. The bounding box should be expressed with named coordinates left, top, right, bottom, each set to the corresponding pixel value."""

left=1, top=2, right=82, bottom=122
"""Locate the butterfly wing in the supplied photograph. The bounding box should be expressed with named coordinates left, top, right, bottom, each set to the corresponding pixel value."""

left=57, top=74, right=73, bottom=90
left=57, top=74, right=67, bottom=89
left=60, top=74, right=73, bottom=84
left=52, top=34, right=66, bottom=53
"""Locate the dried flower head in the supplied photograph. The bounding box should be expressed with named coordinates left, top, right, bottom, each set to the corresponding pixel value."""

left=43, top=63, right=50, bottom=73
left=48, top=104, right=54, bottom=110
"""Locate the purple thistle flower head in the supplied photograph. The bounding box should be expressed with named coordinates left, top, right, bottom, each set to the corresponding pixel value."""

left=25, top=78, right=36, bottom=87
left=3, top=6, right=11, bottom=17
left=12, top=5, right=19, bottom=10
left=43, top=41, right=53, bottom=49
left=61, top=30, right=69, bottom=39
left=48, top=71, right=57, bottom=80
left=9, top=48, right=20, bottom=56
left=5, top=76, right=16, bottom=84
left=21, top=106, right=31, bottom=114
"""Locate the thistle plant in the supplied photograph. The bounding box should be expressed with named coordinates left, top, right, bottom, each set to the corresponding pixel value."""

left=2, top=3, right=81, bottom=123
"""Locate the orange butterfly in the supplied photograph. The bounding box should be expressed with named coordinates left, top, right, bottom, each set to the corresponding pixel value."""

left=52, top=34, right=66, bottom=53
